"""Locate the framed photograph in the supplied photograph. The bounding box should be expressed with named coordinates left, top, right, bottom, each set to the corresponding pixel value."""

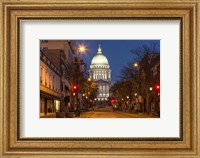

left=0, top=0, right=199, bottom=157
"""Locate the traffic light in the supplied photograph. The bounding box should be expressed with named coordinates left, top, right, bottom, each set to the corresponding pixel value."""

left=72, top=85, right=78, bottom=97
left=155, top=84, right=160, bottom=96
left=111, top=99, right=115, bottom=104
left=155, top=85, right=160, bottom=90
left=73, top=85, right=77, bottom=90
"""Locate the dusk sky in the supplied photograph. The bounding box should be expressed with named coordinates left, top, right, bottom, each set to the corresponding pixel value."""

left=76, top=40, right=160, bottom=82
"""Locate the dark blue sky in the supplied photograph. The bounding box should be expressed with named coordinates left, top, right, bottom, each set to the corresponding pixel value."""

left=76, top=40, right=160, bottom=82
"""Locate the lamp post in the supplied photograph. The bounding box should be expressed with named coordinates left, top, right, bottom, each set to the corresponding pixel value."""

left=74, top=44, right=87, bottom=117
left=133, top=62, right=140, bottom=95
left=133, top=62, right=143, bottom=113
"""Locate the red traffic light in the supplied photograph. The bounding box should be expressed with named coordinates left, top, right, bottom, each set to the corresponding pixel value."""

left=155, top=84, right=160, bottom=90
left=73, top=85, right=77, bottom=90
left=111, top=99, right=115, bottom=103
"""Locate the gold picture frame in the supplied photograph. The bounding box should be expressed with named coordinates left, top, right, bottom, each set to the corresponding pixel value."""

left=0, top=0, right=199, bottom=157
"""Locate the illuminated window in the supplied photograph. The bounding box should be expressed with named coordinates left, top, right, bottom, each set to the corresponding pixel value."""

left=107, top=86, right=109, bottom=90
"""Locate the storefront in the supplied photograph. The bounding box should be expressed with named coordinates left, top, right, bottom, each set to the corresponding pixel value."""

left=40, top=91, right=61, bottom=116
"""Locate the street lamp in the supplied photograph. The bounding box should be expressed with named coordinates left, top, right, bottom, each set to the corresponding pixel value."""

left=133, top=62, right=141, bottom=95
left=78, top=44, right=87, bottom=54
left=133, top=63, right=139, bottom=67
left=74, top=44, right=87, bottom=117
left=134, top=93, right=137, bottom=96
left=149, top=87, right=153, bottom=91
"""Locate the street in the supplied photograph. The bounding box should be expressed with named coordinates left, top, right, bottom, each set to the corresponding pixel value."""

left=40, top=105, right=157, bottom=118
left=80, top=111, right=155, bottom=118
left=79, top=105, right=156, bottom=118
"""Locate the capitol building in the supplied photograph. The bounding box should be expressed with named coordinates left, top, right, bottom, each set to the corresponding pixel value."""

left=89, top=45, right=111, bottom=103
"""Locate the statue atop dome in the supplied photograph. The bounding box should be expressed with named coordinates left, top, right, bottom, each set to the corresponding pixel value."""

left=97, top=44, right=102, bottom=54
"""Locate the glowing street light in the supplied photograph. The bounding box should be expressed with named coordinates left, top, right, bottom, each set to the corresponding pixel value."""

left=134, top=93, right=137, bottom=96
left=149, top=87, right=153, bottom=91
left=77, top=44, right=87, bottom=54
left=133, top=63, right=139, bottom=67
left=74, top=44, right=87, bottom=117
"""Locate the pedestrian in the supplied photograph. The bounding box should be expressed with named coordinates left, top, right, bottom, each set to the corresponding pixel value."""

left=118, top=101, right=122, bottom=111
left=67, top=102, right=71, bottom=112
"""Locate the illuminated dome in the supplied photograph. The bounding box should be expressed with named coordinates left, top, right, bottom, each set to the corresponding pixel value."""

left=91, top=45, right=109, bottom=65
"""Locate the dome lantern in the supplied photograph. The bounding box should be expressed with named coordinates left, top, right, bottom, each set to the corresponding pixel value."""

left=97, top=44, right=102, bottom=54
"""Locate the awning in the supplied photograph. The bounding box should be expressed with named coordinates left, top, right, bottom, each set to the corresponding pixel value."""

left=40, top=92, right=61, bottom=100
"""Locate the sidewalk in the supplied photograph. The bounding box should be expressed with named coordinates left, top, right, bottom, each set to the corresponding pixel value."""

left=40, top=113, right=56, bottom=118
left=115, top=110, right=159, bottom=118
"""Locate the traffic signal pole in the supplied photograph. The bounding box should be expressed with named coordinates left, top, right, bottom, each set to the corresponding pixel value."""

left=75, top=56, right=81, bottom=117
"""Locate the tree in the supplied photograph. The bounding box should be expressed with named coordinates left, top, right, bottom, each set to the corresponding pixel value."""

left=80, top=77, right=98, bottom=106
left=112, top=42, right=160, bottom=115
left=131, top=42, right=160, bottom=114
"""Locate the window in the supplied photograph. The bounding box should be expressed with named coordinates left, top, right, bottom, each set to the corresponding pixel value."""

left=42, top=47, right=48, bottom=50
left=40, top=67, right=43, bottom=84
left=53, top=75, right=55, bottom=90
left=49, top=74, right=51, bottom=88
left=43, top=55, right=46, bottom=61
left=45, top=70, right=47, bottom=86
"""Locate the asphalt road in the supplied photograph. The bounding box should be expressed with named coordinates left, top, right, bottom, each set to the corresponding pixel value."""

left=80, top=111, right=155, bottom=118
left=40, top=106, right=158, bottom=118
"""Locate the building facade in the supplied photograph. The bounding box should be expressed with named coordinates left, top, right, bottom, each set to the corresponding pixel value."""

left=40, top=40, right=76, bottom=116
left=40, top=50, right=62, bottom=115
left=89, top=45, right=111, bottom=103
